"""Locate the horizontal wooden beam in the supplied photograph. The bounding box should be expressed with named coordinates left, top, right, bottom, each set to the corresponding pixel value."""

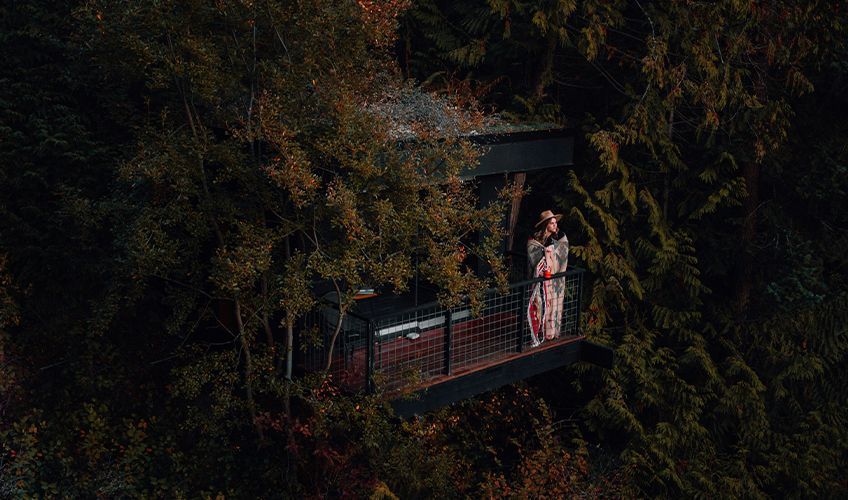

left=580, top=339, right=614, bottom=369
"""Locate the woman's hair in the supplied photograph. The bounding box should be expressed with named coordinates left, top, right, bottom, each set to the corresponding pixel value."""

left=532, top=227, right=548, bottom=244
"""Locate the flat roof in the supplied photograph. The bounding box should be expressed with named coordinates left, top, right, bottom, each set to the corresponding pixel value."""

left=462, top=128, right=574, bottom=178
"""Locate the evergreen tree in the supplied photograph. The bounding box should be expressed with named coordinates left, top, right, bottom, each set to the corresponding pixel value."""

left=405, top=0, right=848, bottom=496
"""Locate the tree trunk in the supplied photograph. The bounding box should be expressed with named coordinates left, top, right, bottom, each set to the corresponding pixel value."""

left=664, top=108, right=674, bottom=222
left=506, top=172, right=526, bottom=253
left=533, top=32, right=558, bottom=101
left=280, top=236, right=297, bottom=482
left=282, top=235, right=294, bottom=378
left=506, top=172, right=526, bottom=276
left=735, top=160, right=760, bottom=315
left=324, top=308, right=347, bottom=374
left=323, top=280, right=348, bottom=374
left=261, top=272, right=275, bottom=348
left=235, top=298, right=264, bottom=441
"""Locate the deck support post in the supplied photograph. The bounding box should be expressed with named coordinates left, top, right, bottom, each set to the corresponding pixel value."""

left=444, top=310, right=453, bottom=375
left=366, top=320, right=375, bottom=393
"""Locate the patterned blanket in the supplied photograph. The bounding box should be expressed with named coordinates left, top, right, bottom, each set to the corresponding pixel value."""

left=526, top=233, right=569, bottom=347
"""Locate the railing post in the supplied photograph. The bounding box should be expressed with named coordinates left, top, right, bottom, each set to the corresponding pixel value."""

left=575, top=270, right=583, bottom=336
left=444, top=310, right=452, bottom=375
left=515, top=285, right=526, bottom=353
left=366, top=320, right=375, bottom=393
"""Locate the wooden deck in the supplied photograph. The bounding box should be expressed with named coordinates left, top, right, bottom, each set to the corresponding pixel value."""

left=324, top=311, right=612, bottom=415
left=390, top=337, right=612, bottom=416
left=404, top=334, right=582, bottom=391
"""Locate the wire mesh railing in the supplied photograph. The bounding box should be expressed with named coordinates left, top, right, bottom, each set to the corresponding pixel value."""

left=372, top=302, right=450, bottom=392
left=302, top=268, right=584, bottom=393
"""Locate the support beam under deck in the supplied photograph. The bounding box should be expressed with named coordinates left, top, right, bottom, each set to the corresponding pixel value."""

left=391, top=338, right=613, bottom=417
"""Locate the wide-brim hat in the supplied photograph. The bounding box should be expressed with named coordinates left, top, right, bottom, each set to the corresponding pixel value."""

left=535, top=210, right=563, bottom=228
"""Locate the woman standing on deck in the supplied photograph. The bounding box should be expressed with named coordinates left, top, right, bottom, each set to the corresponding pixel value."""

left=527, top=210, right=569, bottom=347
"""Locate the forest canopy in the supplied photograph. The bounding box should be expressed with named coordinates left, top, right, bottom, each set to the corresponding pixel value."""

left=2, top=0, right=847, bottom=497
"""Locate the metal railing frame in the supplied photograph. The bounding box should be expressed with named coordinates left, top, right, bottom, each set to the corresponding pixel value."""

left=305, top=267, right=585, bottom=393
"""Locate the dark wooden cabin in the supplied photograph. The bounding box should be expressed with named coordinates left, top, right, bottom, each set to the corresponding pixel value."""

left=300, top=127, right=613, bottom=416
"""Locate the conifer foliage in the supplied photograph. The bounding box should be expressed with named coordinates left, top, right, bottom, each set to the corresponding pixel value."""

left=403, top=0, right=848, bottom=496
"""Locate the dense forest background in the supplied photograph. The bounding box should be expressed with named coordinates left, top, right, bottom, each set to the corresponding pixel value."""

left=2, top=0, right=847, bottom=497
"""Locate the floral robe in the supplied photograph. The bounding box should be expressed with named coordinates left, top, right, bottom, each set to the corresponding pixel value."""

left=526, top=233, right=569, bottom=347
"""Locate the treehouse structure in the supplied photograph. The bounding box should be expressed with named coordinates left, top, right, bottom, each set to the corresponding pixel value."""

left=300, top=128, right=613, bottom=416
